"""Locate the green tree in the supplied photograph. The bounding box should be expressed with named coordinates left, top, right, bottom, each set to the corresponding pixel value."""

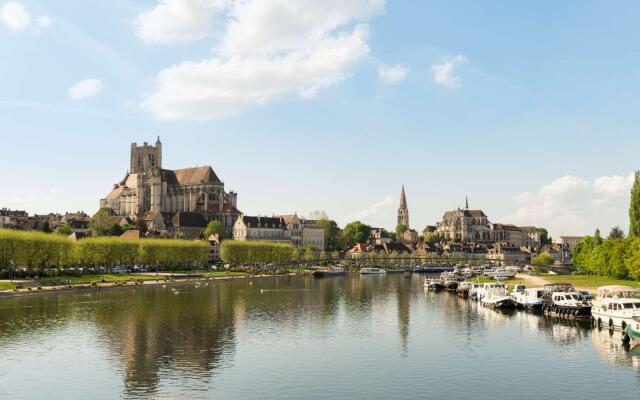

left=396, top=224, right=408, bottom=236
left=341, top=221, right=372, bottom=248
left=594, top=228, right=603, bottom=244
left=630, top=171, right=640, bottom=237
left=55, top=224, right=72, bottom=236
left=532, top=251, right=554, bottom=265
left=608, top=226, right=625, bottom=239
left=90, top=209, right=113, bottom=236
left=304, top=248, right=315, bottom=262
left=41, top=221, right=53, bottom=233
left=317, top=219, right=343, bottom=251
left=204, top=220, right=226, bottom=239
left=108, top=223, right=124, bottom=237
left=423, top=233, right=439, bottom=244
left=538, top=228, right=552, bottom=246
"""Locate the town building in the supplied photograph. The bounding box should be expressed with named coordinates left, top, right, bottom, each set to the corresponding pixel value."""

left=433, top=198, right=541, bottom=249
left=232, top=214, right=325, bottom=249
left=99, top=138, right=241, bottom=237
left=556, top=236, right=584, bottom=253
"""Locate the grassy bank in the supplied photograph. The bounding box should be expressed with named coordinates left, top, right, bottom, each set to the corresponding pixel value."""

left=541, top=274, right=640, bottom=290
left=0, top=282, right=16, bottom=290
left=203, top=271, right=247, bottom=278
left=38, top=274, right=169, bottom=285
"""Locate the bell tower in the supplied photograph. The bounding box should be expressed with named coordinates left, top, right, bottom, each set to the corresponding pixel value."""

left=397, top=185, right=409, bottom=227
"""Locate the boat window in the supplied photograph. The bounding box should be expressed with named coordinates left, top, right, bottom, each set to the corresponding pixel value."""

left=623, top=303, right=635, bottom=309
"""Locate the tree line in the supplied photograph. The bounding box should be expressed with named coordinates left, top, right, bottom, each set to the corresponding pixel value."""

left=0, top=229, right=209, bottom=274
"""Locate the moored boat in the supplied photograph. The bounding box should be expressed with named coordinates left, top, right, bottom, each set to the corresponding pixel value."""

left=542, top=284, right=592, bottom=319
left=312, top=266, right=345, bottom=277
left=591, top=285, right=640, bottom=330
left=624, top=317, right=640, bottom=342
left=360, top=267, right=386, bottom=275
left=424, top=277, right=445, bottom=291
left=510, top=285, right=544, bottom=311
left=481, top=285, right=518, bottom=309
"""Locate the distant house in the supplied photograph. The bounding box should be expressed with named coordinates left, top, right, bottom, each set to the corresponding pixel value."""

left=208, top=234, right=221, bottom=262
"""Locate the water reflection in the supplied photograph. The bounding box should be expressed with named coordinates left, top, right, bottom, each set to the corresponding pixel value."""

left=0, top=274, right=639, bottom=399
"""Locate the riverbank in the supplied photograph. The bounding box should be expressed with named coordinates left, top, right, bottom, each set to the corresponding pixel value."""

left=517, top=273, right=640, bottom=292
left=0, top=271, right=303, bottom=298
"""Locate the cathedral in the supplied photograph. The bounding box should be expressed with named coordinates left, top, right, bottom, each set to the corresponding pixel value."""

left=100, top=138, right=241, bottom=236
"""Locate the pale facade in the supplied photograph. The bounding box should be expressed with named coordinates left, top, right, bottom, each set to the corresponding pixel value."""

left=233, top=214, right=325, bottom=249
left=557, top=236, right=584, bottom=253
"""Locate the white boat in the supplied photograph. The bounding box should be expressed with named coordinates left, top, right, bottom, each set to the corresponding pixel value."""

left=510, top=285, right=544, bottom=310
left=424, top=277, right=444, bottom=290
left=475, top=282, right=507, bottom=302
left=591, top=285, right=640, bottom=329
left=483, top=268, right=516, bottom=279
left=481, top=284, right=518, bottom=309
left=542, top=284, right=592, bottom=319
left=440, top=272, right=458, bottom=291
left=360, top=267, right=386, bottom=275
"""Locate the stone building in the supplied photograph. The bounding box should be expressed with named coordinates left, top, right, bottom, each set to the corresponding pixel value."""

left=100, top=138, right=241, bottom=237
left=433, top=198, right=541, bottom=249
left=232, top=214, right=325, bottom=249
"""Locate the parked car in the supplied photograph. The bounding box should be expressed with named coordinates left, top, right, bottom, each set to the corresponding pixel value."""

left=111, top=267, right=130, bottom=275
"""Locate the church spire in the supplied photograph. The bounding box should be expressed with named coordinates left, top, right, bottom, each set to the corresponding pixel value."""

left=397, top=185, right=409, bottom=228
left=465, top=196, right=469, bottom=209
left=400, top=185, right=407, bottom=208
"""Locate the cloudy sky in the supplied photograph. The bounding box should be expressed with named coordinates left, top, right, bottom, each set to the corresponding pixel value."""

left=1, top=0, right=639, bottom=237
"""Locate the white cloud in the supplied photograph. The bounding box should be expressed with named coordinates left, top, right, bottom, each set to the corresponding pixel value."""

left=0, top=1, right=50, bottom=33
left=431, top=54, right=468, bottom=89
left=502, top=173, right=635, bottom=237
left=1, top=1, right=30, bottom=32
left=378, top=64, right=408, bottom=83
left=346, top=195, right=396, bottom=227
left=68, top=78, right=104, bottom=100
left=140, top=0, right=384, bottom=120
left=135, top=0, right=227, bottom=45
left=35, top=15, right=50, bottom=29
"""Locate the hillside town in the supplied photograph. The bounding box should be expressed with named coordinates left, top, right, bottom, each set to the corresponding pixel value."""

left=0, top=138, right=581, bottom=265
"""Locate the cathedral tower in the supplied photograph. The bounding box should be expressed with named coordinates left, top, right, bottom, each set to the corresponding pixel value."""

left=397, top=185, right=409, bottom=227
left=130, top=138, right=162, bottom=174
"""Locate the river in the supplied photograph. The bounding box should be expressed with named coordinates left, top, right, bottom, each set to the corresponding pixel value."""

left=0, top=273, right=638, bottom=399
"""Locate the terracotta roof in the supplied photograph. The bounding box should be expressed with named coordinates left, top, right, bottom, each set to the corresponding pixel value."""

left=162, top=166, right=222, bottom=186
left=443, top=209, right=486, bottom=218
left=120, top=230, right=141, bottom=239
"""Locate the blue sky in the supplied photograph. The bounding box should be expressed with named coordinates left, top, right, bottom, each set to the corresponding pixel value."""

left=1, top=0, right=639, bottom=237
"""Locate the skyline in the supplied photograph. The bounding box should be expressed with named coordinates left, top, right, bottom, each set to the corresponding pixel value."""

left=2, top=1, right=640, bottom=236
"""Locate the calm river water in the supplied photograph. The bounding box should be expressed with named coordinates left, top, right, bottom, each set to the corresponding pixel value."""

left=0, top=274, right=638, bottom=399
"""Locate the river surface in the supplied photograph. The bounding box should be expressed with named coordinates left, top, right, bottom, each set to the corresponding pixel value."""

left=0, top=274, right=638, bottom=399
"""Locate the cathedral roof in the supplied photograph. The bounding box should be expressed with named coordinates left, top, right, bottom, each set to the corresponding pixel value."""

left=162, top=166, right=222, bottom=186
left=443, top=209, right=486, bottom=219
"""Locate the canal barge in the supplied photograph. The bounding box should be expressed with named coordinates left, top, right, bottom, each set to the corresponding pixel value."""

left=591, top=285, right=640, bottom=330
left=542, top=284, right=592, bottom=319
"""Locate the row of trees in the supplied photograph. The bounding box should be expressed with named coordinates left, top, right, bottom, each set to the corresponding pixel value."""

left=572, top=234, right=640, bottom=280
left=221, top=241, right=295, bottom=265
left=0, top=229, right=210, bottom=273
